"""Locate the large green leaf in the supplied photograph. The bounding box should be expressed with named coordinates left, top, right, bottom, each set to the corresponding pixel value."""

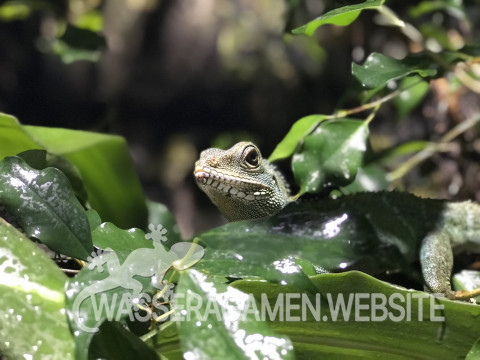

left=0, top=113, right=148, bottom=229
left=232, top=271, right=480, bottom=359
left=175, top=269, right=294, bottom=359
left=0, top=156, right=93, bottom=260
left=352, top=52, right=437, bottom=89
left=292, top=0, right=384, bottom=36
left=268, top=115, right=327, bottom=162
left=0, top=218, right=75, bottom=359
left=195, top=192, right=450, bottom=289
left=88, top=321, right=158, bottom=360
left=292, top=119, right=369, bottom=194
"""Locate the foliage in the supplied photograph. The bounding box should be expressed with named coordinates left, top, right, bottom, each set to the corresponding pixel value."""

left=1, top=0, right=480, bottom=359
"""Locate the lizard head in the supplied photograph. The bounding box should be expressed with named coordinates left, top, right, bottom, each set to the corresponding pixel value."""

left=194, top=142, right=290, bottom=221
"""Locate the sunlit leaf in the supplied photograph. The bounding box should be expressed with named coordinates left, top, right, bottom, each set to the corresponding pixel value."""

left=0, top=114, right=148, bottom=229
left=175, top=270, right=294, bottom=359
left=0, top=218, right=75, bottom=359
left=233, top=271, right=480, bottom=359
left=292, top=119, right=369, bottom=194
left=268, top=114, right=327, bottom=162
left=352, top=52, right=437, bottom=89
left=292, top=0, right=384, bottom=36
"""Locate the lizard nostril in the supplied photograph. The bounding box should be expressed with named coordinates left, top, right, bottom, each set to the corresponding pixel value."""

left=207, top=157, right=219, bottom=167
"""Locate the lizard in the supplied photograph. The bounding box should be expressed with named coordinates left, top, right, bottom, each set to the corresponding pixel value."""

left=194, top=141, right=480, bottom=299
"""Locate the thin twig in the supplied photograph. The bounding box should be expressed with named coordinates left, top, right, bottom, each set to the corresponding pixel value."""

left=387, top=113, right=480, bottom=182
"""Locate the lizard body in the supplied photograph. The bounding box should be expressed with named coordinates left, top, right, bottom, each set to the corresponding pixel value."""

left=194, top=142, right=480, bottom=297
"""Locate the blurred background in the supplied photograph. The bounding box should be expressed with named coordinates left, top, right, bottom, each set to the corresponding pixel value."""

left=0, top=0, right=479, bottom=237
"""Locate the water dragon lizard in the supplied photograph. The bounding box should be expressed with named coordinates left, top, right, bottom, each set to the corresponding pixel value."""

left=194, top=141, right=480, bottom=299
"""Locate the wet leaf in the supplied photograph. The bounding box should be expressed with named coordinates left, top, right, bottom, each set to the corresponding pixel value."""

left=17, top=149, right=89, bottom=206
left=352, top=52, right=437, bottom=89
left=0, top=156, right=92, bottom=260
left=0, top=114, right=148, bottom=229
left=174, top=269, right=294, bottom=359
left=0, top=218, right=75, bottom=359
left=292, top=119, right=369, bottom=194
left=292, top=0, right=384, bottom=36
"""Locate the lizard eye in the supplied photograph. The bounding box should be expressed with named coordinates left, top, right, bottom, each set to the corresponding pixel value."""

left=243, top=146, right=260, bottom=168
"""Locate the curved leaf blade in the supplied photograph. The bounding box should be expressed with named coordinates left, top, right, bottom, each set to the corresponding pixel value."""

left=0, top=156, right=92, bottom=259
left=292, top=119, right=369, bottom=194
left=233, top=271, right=480, bottom=359
left=292, top=0, right=384, bottom=36
left=0, top=218, right=75, bottom=359
left=268, top=115, right=327, bottom=162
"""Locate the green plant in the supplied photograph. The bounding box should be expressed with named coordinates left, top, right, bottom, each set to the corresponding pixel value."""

left=1, top=0, right=480, bottom=359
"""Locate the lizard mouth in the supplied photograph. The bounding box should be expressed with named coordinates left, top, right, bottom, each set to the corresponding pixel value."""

left=193, top=166, right=267, bottom=191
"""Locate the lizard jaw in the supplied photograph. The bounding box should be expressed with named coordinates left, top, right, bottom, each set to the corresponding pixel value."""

left=193, top=166, right=268, bottom=191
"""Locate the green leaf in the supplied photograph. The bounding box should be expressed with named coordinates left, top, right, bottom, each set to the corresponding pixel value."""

left=292, top=0, right=384, bottom=36
left=233, top=271, right=480, bottom=359
left=393, top=76, right=430, bottom=119
left=0, top=1, right=32, bottom=21
left=147, top=200, right=182, bottom=249
left=0, top=113, right=148, bottom=229
left=0, top=218, right=75, bottom=359
left=65, top=221, right=200, bottom=359
left=466, top=338, right=480, bottom=360
left=0, top=156, right=93, bottom=260
left=340, top=164, right=389, bottom=194
left=17, top=149, right=89, bottom=206
left=53, top=24, right=106, bottom=64
left=352, top=52, right=437, bottom=89
left=292, top=119, right=369, bottom=194
left=196, top=192, right=447, bottom=286
left=175, top=270, right=294, bottom=359
left=268, top=114, right=327, bottom=162
left=89, top=321, right=158, bottom=360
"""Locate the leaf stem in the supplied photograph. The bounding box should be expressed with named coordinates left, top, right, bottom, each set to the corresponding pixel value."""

left=387, top=113, right=480, bottom=182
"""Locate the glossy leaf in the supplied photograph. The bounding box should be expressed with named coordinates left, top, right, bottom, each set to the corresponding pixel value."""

left=175, top=269, right=294, bottom=359
left=0, top=156, right=92, bottom=260
left=196, top=192, right=450, bottom=289
left=340, top=164, right=389, bottom=194
left=17, top=149, right=89, bottom=206
left=0, top=218, right=75, bottom=359
left=292, top=0, right=384, bottom=36
left=0, top=114, right=148, bottom=229
left=292, top=119, right=369, bottom=194
left=352, top=52, right=437, bottom=89
left=233, top=271, right=480, bottom=359
left=268, top=114, right=327, bottom=162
